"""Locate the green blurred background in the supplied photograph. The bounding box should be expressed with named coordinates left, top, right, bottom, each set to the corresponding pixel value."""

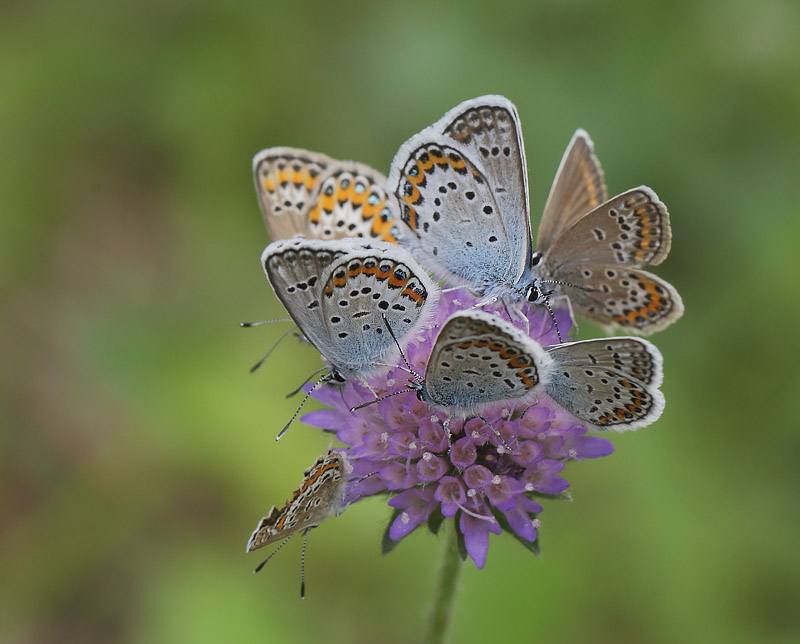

left=3, top=1, right=799, bottom=642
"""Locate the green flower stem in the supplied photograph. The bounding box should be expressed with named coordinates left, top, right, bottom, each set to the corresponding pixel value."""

left=425, top=521, right=464, bottom=644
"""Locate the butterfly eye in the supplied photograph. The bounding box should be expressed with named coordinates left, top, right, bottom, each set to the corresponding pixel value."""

left=530, top=251, right=543, bottom=267
left=526, top=285, right=540, bottom=302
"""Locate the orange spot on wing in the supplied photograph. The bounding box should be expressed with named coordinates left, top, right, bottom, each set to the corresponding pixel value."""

left=447, top=156, right=466, bottom=171
left=388, top=271, right=409, bottom=289
left=613, top=280, right=670, bottom=328
left=401, top=287, right=425, bottom=304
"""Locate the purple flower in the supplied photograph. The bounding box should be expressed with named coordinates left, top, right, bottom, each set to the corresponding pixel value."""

left=303, top=291, right=614, bottom=569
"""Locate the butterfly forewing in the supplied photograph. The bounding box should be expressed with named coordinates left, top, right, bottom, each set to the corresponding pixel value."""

left=317, top=247, right=438, bottom=372
left=389, top=97, right=532, bottom=295
left=262, top=239, right=351, bottom=359
left=537, top=129, right=607, bottom=252
left=440, top=96, right=531, bottom=258
left=254, top=147, right=398, bottom=243
left=544, top=337, right=664, bottom=431
left=543, top=187, right=672, bottom=270
left=391, top=137, right=515, bottom=289
left=423, top=311, right=550, bottom=415
left=246, top=448, right=347, bottom=552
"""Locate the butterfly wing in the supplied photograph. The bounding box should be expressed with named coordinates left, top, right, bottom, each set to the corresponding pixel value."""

left=253, top=147, right=398, bottom=243
left=262, top=239, right=355, bottom=362
left=423, top=311, right=550, bottom=416
left=544, top=337, right=664, bottom=431
left=438, top=95, right=531, bottom=263
left=317, top=245, right=439, bottom=374
left=543, top=186, right=672, bottom=270
left=536, top=129, right=607, bottom=253
left=549, top=264, right=684, bottom=333
left=388, top=96, right=530, bottom=294
left=246, top=449, right=346, bottom=551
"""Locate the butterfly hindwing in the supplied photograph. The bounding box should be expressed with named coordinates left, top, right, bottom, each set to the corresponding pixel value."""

left=548, top=264, right=684, bottom=333
left=544, top=337, right=664, bottom=431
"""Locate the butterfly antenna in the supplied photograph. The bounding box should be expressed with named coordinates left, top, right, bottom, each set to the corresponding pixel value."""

left=285, top=366, right=329, bottom=398
left=254, top=534, right=294, bottom=573
left=276, top=373, right=332, bottom=441
left=381, top=313, right=420, bottom=380
left=249, top=326, right=300, bottom=373
left=240, top=317, right=294, bottom=327
left=349, top=389, right=415, bottom=412
left=539, top=279, right=598, bottom=294
left=300, top=528, right=311, bottom=599
left=542, top=294, right=563, bottom=343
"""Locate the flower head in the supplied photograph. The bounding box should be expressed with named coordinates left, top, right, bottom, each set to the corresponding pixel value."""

left=302, top=292, right=614, bottom=568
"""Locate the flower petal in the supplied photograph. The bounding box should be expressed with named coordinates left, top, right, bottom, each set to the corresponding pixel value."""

left=459, top=509, right=501, bottom=569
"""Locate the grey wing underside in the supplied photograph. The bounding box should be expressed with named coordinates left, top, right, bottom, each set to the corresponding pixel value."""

left=261, top=239, right=353, bottom=362
left=317, top=246, right=438, bottom=373
left=253, top=147, right=399, bottom=243
left=424, top=311, right=549, bottom=415
left=389, top=95, right=531, bottom=293
left=439, top=95, right=531, bottom=262
left=536, top=129, right=607, bottom=253
left=544, top=337, right=664, bottom=431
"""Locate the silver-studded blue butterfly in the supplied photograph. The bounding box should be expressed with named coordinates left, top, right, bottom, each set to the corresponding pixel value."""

left=414, top=310, right=664, bottom=431
left=388, top=95, right=683, bottom=335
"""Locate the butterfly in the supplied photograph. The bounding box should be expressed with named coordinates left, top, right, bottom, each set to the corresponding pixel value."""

left=253, top=147, right=398, bottom=243
left=262, top=237, right=438, bottom=385
left=246, top=447, right=349, bottom=597
left=412, top=310, right=664, bottom=431
left=387, top=95, right=683, bottom=335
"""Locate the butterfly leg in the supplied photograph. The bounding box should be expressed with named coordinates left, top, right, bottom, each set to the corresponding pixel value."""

left=551, top=294, right=579, bottom=340
left=477, top=414, right=516, bottom=454
left=443, top=416, right=453, bottom=448
left=499, top=298, right=515, bottom=324
left=357, top=376, right=378, bottom=398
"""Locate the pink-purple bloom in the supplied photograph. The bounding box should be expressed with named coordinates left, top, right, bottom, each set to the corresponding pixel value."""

left=302, top=292, right=614, bottom=569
